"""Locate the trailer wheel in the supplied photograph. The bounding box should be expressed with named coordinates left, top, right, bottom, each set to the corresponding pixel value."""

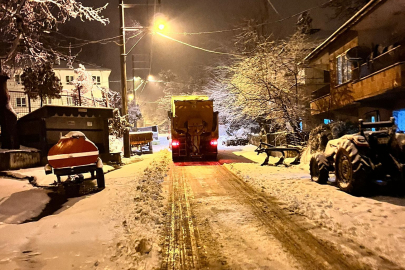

left=96, top=168, right=105, bottom=189
left=149, top=142, right=153, bottom=154
left=335, top=140, right=369, bottom=194
left=310, top=154, right=329, bottom=184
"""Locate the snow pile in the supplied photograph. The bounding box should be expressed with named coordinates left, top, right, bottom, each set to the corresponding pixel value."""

left=225, top=147, right=405, bottom=267
left=107, top=151, right=170, bottom=269
left=109, top=135, right=123, bottom=153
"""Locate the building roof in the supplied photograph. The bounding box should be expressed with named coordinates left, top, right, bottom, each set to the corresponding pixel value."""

left=53, top=61, right=111, bottom=72
left=305, top=0, right=385, bottom=61
left=54, top=66, right=112, bottom=72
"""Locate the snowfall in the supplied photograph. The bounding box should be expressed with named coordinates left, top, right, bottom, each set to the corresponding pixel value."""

left=1, top=138, right=405, bottom=269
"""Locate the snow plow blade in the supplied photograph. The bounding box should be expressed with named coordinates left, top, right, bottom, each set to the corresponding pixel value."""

left=255, top=142, right=301, bottom=166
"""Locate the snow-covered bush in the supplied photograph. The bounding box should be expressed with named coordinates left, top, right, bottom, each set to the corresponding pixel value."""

left=108, top=108, right=131, bottom=138
left=308, top=121, right=358, bottom=153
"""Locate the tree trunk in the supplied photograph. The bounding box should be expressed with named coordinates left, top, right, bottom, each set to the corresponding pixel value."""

left=0, top=74, right=20, bottom=149
left=78, top=86, right=82, bottom=106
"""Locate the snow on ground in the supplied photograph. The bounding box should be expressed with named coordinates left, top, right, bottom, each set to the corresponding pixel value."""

left=225, top=145, right=405, bottom=268
left=99, top=150, right=171, bottom=269
left=0, top=147, right=171, bottom=269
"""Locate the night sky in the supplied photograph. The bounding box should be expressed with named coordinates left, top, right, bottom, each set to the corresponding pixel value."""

left=60, top=0, right=340, bottom=95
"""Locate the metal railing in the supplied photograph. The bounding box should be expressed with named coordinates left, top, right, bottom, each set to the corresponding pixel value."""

left=8, top=91, right=107, bottom=119
left=311, top=84, right=330, bottom=100
left=352, top=45, right=405, bottom=81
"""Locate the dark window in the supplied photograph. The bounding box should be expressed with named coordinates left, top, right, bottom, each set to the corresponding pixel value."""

left=16, top=97, right=26, bottom=107
left=92, top=76, right=101, bottom=85
left=66, top=76, right=74, bottom=83
left=323, top=70, right=330, bottom=83
left=15, top=74, right=21, bottom=84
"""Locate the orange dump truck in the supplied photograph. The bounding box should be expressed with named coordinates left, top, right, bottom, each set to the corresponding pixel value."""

left=169, top=95, right=219, bottom=161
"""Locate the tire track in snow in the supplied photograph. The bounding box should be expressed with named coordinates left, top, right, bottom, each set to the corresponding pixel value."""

left=218, top=166, right=404, bottom=270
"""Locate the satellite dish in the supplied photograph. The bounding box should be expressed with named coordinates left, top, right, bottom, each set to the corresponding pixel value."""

left=346, top=46, right=371, bottom=61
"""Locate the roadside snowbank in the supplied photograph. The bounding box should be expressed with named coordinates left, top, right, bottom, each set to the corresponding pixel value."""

left=102, top=150, right=171, bottom=269
left=225, top=146, right=405, bottom=268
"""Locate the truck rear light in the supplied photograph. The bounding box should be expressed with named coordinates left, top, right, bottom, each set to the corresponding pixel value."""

left=210, top=140, right=218, bottom=146
left=172, top=140, right=180, bottom=147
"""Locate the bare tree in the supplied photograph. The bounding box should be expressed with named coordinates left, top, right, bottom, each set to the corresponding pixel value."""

left=204, top=65, right=258, bottom=136
left=71, top=64, right=94, bottom=106
left=0, top=0, right=108, bottom=70
left=229, top=31, right=316, bottom=140
left=21, top=62, right=62, bottom=107
left=0, top=0, right=108, bottom=149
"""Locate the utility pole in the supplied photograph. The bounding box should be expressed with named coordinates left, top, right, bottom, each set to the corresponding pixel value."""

left=118, top=0, right=159, bottom=158
left=119, top=0, right=130, bottom=158
left=132, top=54, right=137, bottom=130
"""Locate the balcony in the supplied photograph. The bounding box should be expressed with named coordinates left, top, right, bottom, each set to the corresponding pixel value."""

left=352, top=62, right=405, bottom=101
left=311, top=84, right=330, bottom=100
left=352, top=45, right=405, bottom=81
left=310, top=45, right=405, bottom=115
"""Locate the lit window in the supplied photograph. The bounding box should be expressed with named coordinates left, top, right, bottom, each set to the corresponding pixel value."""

left=336, top=53, right=352, bottom=85
left=324, top=119, right=331, bottom=124
left=16, top=97, right=26, bottom=107
left=66, top=76, right=74, bottom=83
left=371, top=116, right=376, bottom=131
left=393, top=110, right=405, bottom=132
left=92, top=76, right=101, bottom=85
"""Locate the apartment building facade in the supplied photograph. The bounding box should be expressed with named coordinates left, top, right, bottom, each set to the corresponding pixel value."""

left=305, top=0, right=405, bottom=131
left=9, top=65, right=111, bottom=118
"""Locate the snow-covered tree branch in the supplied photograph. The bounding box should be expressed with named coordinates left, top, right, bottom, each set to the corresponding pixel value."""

left=0, top=0, right=109, bottom=72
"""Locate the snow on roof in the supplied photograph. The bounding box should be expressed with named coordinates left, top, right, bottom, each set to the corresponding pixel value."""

left=305, top=0, right=384, bottom=61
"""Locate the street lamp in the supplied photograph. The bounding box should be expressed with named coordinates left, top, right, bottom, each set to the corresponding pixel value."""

left=153, top=13, right=168, bottom=33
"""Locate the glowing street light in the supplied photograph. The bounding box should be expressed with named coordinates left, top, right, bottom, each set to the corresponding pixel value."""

left=128, top=93, right=134, bottom=101
left=153, top=13, right=168, bottom=33
left=147, top=75, right=154, bottom=81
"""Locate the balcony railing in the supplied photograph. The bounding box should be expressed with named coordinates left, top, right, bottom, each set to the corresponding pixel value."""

left=9, top=91, right=109, bottom=119
left=352, top=45, right=405, bottom=81
left=311, top=84, right=330, bottom=100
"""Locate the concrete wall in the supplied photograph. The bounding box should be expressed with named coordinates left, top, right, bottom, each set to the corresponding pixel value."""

left=0, top=150, right=41, bottom=171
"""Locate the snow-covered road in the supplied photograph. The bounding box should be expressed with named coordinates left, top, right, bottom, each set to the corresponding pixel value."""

left=0, top=143, right=405, bottom=269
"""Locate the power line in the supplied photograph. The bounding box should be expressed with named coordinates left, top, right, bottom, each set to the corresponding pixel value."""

left=156, top=32, right=241, bottom=57
left=165, top=0, right=332, bottom=36
left=54, top=30, right=145, bottom=49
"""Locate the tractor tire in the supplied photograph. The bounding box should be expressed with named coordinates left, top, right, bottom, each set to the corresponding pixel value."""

left=310, top=154, right=329, bottom=184
left=335, top=140, right=369, bottom=194
left=96, top=168, right=105, bottom=190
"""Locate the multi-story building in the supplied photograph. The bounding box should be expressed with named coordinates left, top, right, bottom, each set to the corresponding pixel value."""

left=305, top=0, right=405, bottom=131
left=8, top=65, right=111, bottom=118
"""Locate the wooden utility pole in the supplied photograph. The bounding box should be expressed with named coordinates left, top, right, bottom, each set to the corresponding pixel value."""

left=119, top=0, right=128, bottom=118
left=118, top=0, right=159, bottom=158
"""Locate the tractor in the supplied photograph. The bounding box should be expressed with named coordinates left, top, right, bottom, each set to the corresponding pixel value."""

left=310, top=117, right=405, bottom=194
